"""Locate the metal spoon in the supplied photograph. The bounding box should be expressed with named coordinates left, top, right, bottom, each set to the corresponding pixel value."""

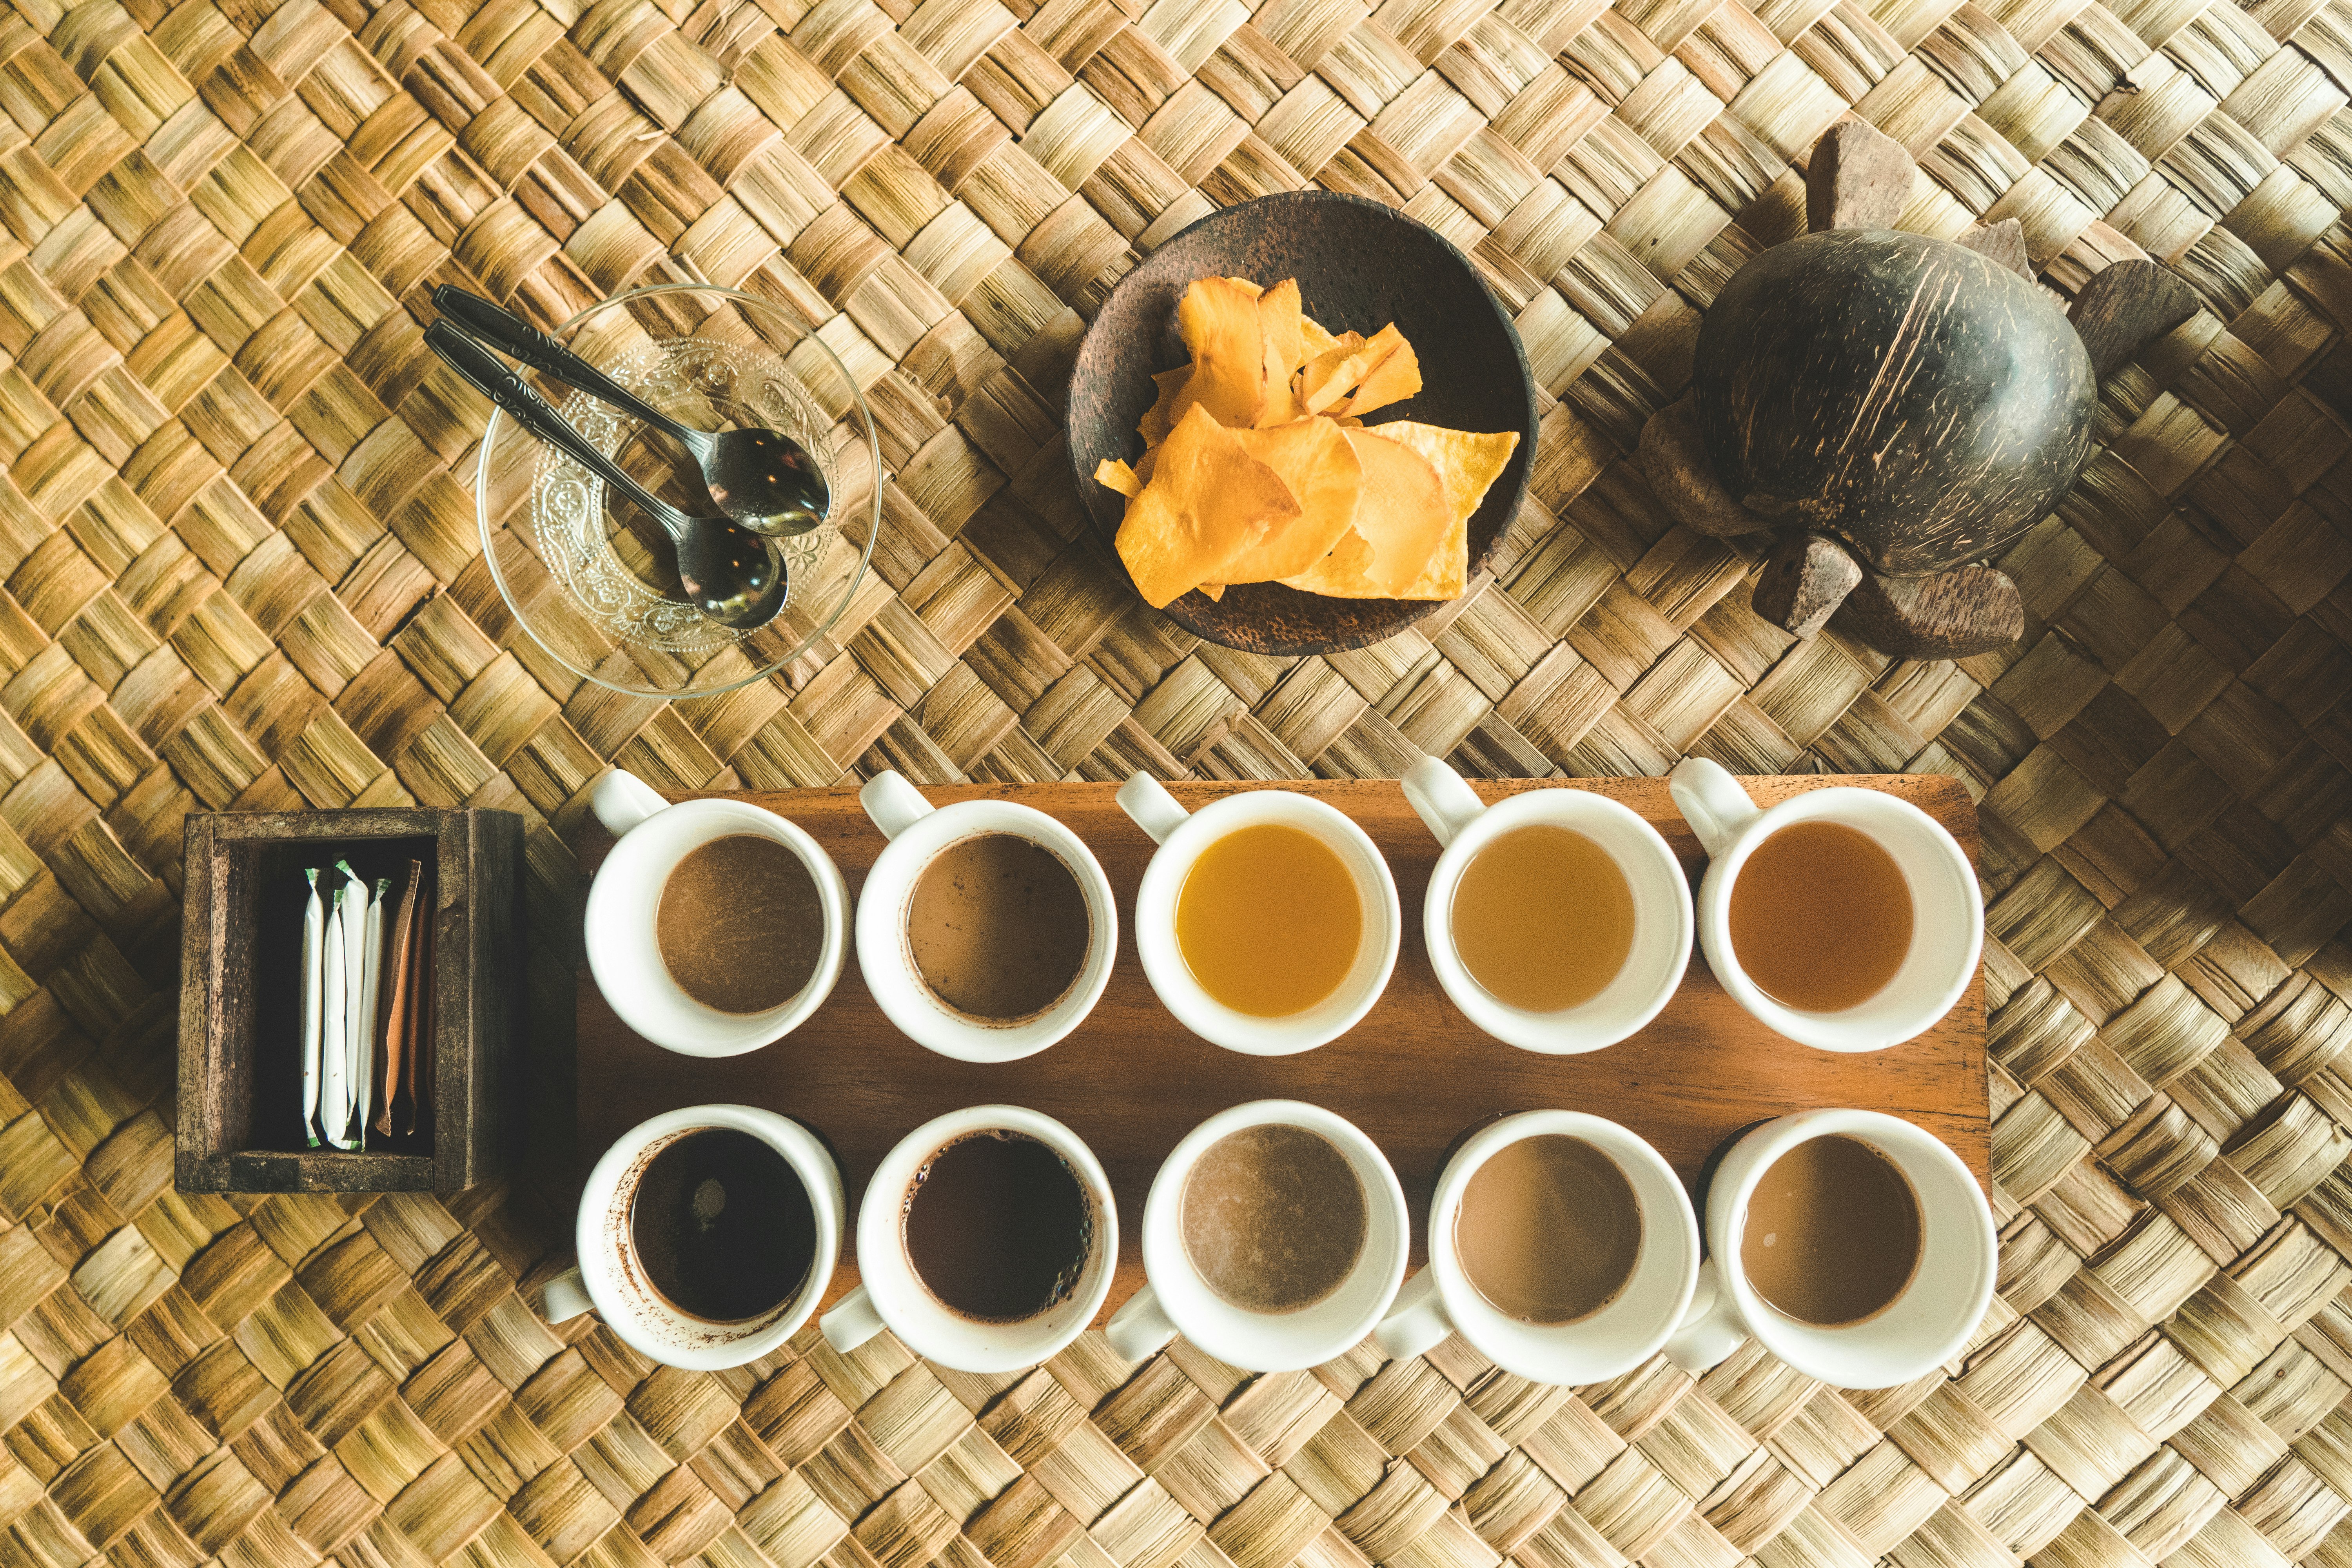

left=427, top=322, right=788, bottom=630
left=433, top=285, right=829, bottom=537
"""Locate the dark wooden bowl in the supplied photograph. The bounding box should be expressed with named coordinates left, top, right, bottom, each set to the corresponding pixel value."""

left=1068, top=192, right=1538, bottom=656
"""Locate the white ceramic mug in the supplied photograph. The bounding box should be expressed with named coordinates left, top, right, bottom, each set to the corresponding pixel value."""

left=1666, top=757, right=1982, bottom=1051
left=1106, top=1100, right=1408, bottom=1371
left=586, top=769, right=849, bottom=1056
left=855, top=772, right=1118, bottom=1063
left=540, top=1104, right=845, bottom=1369
left=1661, top=1109, right=1996, bottom=1388
left=1374, top=1111, right=1698, bottom=1383
left=1117, top=773, right=1401, bottom=1055
left=1403, top=754, right=1693, bottom=1053
left=820, top=1106, right=1118, bottom=1373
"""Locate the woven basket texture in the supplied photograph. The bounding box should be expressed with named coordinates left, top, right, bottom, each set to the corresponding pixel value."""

left=3, top=0, right=2352, bottom=1559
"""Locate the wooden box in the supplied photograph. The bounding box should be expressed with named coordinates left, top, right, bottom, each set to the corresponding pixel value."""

left=178, top=808, right=524, bottom=1192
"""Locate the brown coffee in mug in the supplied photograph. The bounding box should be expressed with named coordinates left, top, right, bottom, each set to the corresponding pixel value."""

left=1740, top=1134, right=1922, bottom=1325
left=656, top=835, right=825, bottom=1013
left=906, top=834, right=1091, bottom=1022
left=1726, top=822, right=1913, bottom=1012
left=902, top=1130, right=1093, bottom=1322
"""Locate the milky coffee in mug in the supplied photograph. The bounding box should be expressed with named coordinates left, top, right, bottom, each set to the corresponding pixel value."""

left=1179, top=1122, right=1367, bottom=1313
left=1661, top=1110, right=1994, bottom=1388
left=1455, top=1133, right=1641, bottom=1323
left=657, top=835, right=827, bottom=1015
left=1108, top=1101, right=1409, bottom=1371
left=1667, top=757, right=1981, bottom=1053
left=1739, top=1133, right=1922, bottom=1325
left=585, top=769, right=849, bottom=1057
left=855, top=774, right=1119, bottom=1064
left=1376, top=1111, right=1699, bottom=1385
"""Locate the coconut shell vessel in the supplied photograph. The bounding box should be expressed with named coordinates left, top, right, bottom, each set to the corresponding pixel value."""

left=1639, top=119, right=2201, bottom=658
left=1695, top=230, right=2094, bottom=575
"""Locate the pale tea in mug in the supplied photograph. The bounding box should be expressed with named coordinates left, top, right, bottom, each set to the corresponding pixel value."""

left=1449, top=826, right=1635, bottom=1011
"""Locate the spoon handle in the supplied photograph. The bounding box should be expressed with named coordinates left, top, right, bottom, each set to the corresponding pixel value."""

left=432, top=286, right=702, bottom=450
left=426, top=321, right=698, bottom=534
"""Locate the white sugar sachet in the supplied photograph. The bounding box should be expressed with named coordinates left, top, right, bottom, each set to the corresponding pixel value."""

left=337, top=862, right=368, bottom=1148
left=301, top=868, right=323, bottom=1148
left=322, top=887, right=349, bottom=1149
left=356, top=877, right=388, bottom=1150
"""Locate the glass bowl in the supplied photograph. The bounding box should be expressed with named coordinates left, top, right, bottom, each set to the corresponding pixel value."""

left=472, top=283, right=880, bottom=701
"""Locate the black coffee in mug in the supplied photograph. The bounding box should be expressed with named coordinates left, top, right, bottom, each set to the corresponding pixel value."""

left=631, top=1128, right=817, bottom=1321
left=902, top=1131, right=1092, bottom=1323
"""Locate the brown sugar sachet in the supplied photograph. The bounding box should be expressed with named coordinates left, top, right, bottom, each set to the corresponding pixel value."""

left=403, top=888, right=433, bottom=1137
left=374, top=861, right=424, bottom=1137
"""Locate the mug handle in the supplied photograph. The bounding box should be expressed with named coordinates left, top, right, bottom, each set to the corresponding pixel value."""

left=1668, top=757, right=1762, bottom=861
left=1116, top=773, right=1191, bottom=844
left=591, top=768, right=669, bottom=838
left=1373, top=1268, right=1455, bottom=1362
left=860, top=771, right=935, bottom=840
left=1661, top=1259, right=1748, bottom=1373
left=541, top=1265, right=593, bottom=1324
left=1401, top=753, right=1484, bottom=848
left=1106, top=1284, right=1178, bottom=1361
left=821, top=1284, right=887, bottom=1352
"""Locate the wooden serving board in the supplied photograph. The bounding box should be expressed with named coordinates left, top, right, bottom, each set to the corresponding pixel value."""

left=576, top=777, right=1987, bottom=1321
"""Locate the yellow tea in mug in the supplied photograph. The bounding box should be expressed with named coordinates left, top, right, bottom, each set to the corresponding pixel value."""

left=1450, top=826, right=1635, bottom=1010
left=1176, top=824, right=1361, bottom=1015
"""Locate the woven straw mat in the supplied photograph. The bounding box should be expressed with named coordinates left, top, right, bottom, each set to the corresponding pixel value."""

left=5, top=0, right=2352, bottom=1559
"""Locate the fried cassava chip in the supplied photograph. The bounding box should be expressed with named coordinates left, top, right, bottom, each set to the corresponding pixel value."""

left=1279, top=428, right=1449, bottom=597
left=1115, top=403, right=1298, bottom=608
left=1137, top=366, right=1191, bottom=448
left=1166, top=276, right=1267, bottom=429
left=1296, top=330, right=1369, bottom=414
left=1332, top=325, right=1421, bottom=417
left=1255, top=279, right=1308, bottom=427
left=1367, top=421, right=1519, bottom=599
left=1220, top=418, right=1363, bottom=581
